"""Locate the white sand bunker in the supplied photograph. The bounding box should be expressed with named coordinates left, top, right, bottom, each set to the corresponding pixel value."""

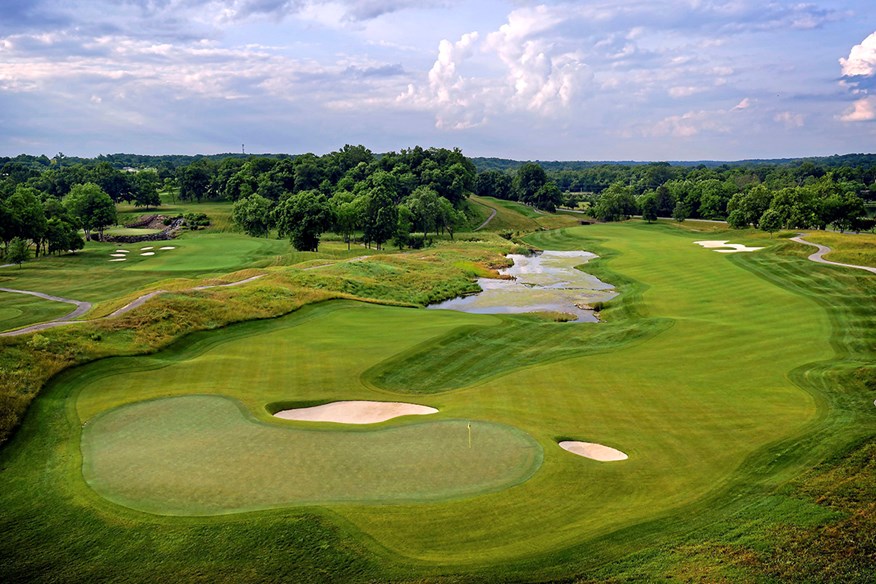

left=140, top=246, right=154, bottom=251
left=110, top=253, right=127, bottom=258
left=559, top=440, right=628, bottom=462
left=140, top=252, right=155, bottom=256
left=109, top=258, right=127, bottom=262
left=159, top=246, right=176, bottom=250
left=114, top=249, right=130, bottom=254
left=274, top=401, right=438, bottom=424
left=694, top=240, right=764, bottom=253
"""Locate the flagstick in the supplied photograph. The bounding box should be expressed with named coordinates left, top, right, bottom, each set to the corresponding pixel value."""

left=468, top=422, right=472, bottom=449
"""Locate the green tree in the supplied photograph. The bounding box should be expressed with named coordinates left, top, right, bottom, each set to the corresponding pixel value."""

left=437, top=197, right=464, bottom=240
left=533, top=182, right=562, bottom=212
left=361, top=187, right=397, bottom=250
left=64, top=183, right=116, bottom=241
left=330, top=192, right=361, bottom=250
left=593, top=182, right=636, bottom=222
left=759, top=208, right=782, bottom=237
left=406, top=186, right=440, bottom=238
left=513, top=163, right=548, bottom=205
left=640, top=193, right=658, bottom=223
left=274, top=190, right=332, bottom=251
left=7, top=237, right=28, bottom=267
left=231, top=194, right=274, bottom=238
left=672, top=200, right=689, bottom=222
left=132, top=170, right=161, bottom=209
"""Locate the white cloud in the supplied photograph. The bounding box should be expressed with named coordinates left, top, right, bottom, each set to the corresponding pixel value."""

left=774, top=111, right=804, bottom=128
left=840, top=31, right=876, bottom=77
left=732, top=97, right=752, bottom=110
left=839, top=97, right=876, bottom=122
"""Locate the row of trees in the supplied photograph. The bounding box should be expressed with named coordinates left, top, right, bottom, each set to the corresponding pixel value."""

left=232, top=173, right=467, bottom=252
left=470, top=158, right=873, bottom=231
left=0, top=183, right=118, bottom=264
left=473, top=163, right=563, bottom=211
left=584, top=175, right=871, bottom=233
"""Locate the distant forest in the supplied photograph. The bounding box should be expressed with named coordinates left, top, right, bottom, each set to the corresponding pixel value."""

left=1, top=147, right=874, bottom=263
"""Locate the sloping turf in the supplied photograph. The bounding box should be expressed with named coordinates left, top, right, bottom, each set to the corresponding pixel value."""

left=2, top=221, right=869, bottom=582
left=82, top=395, right=542, bottom=514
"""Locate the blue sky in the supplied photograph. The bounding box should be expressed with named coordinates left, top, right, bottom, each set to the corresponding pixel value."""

left=1, top=0, right=874, bottom=160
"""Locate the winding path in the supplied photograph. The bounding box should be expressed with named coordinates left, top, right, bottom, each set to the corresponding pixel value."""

left=791, top=235, right=876, bottom=275
left=0, top=275, right=265, bottom=337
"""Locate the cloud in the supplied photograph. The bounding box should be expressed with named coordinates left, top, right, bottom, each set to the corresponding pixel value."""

left=838, top=32, right=876, bottom=121
left=840, top=31, right=876, bottom=77
left=839, top=97, right=876, bottom=122
left=774, top=111, right=804, bottom=128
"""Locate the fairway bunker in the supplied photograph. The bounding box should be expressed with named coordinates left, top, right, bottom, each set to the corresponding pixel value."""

left=159, top=246, right=176, bottom=250
left=114, top=249, right=130, bottom=253
left=694, top=240, right=764, bottom=253
left=274, top=401, right=438, bottom=424
left=559, top=441, right=628, bottom=462
left=140, top=252, right=155, bottom=256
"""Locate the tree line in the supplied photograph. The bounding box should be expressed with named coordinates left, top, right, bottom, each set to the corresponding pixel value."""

left=473, top=159, right=875, bottom=233
left=224, top=145, right=476, bottom=251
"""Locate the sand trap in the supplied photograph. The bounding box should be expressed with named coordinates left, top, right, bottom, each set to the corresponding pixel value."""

left=559, top=440, right=628, bottom=462
left=274, top=401, right=438, bottom=424
left=159, top=246, right=176, bottom=250
left=110, top=253, right=128, bottom=258
left=109, top=258, right=127, bottom=262
left=114, top=249, right=130, bottom=254
left=140, top=252, right=155, bottom=256
left=694, top=240, right=764, bottom=253
left=140, top=246, right=154, bottom=251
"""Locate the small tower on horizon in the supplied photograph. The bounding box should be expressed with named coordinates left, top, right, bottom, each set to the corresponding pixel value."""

left=242, top=143, right=245, bottom=155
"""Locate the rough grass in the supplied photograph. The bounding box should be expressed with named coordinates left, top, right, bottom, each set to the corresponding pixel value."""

left=803, top=230, right=876, bottom=268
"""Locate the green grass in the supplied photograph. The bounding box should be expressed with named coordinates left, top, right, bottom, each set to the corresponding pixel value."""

left=0, top=289, right=74, bottom=332
left=83, top=395, right=541, bottom=514
left=0, top=220, right=873, bottom=582
left=470, top=195, right=581, bottom=233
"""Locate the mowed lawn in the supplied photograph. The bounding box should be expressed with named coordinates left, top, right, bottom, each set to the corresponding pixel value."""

left=65, top=223, right=829, bottom=566
left=0, top=290, right=74, bottom=331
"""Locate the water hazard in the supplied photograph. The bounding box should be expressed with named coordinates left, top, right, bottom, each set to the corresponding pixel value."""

left=429, top=250, right=616, bottom=322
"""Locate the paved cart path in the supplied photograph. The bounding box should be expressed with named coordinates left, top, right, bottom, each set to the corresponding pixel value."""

left=1, top=275, right=265, bottom=337
left=791, top=235, right=876, bottom=275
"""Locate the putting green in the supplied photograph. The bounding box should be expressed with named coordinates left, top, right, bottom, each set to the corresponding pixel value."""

left=82, top=395, right=541, bottom=515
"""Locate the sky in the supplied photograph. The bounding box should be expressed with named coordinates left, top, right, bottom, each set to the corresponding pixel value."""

left=1, top=0, right=875, bottom=161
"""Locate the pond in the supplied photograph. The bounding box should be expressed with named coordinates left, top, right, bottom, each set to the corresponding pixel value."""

left=428, top=250, right=616, bottom=322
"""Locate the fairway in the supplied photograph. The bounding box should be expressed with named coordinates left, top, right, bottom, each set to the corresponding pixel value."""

left=67, top=222, right=827, bottom=563
left=0, top=289, right=74, bottom=331
left=1, top=220, right=869, bottom=582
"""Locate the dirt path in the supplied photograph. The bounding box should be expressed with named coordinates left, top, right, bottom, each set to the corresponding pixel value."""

left=473, top=204, right=497, bottom=231
left=791, top=235, right=876, bottom=275
left=1, top=275, right=265, bottom=337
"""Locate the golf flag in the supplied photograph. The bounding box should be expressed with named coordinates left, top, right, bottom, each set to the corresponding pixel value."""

left=467, top=422, right=472, bottom=449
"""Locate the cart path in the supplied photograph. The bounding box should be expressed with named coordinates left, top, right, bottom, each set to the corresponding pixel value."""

left=0, top=274, right=265, bottom=337
left=791, top=235, right=876, bottom=275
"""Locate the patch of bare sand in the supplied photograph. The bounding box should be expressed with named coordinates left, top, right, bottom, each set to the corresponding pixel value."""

left=274, top=401, right=438, bottom=424
left=694, top=240, right=764, bottom=253
left=559, top=440, right=628, bottom=462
